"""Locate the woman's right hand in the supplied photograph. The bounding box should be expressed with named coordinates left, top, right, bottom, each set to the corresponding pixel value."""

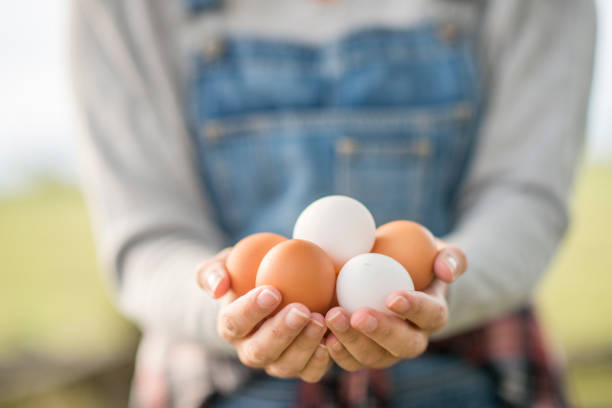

left=197, top=250, right=331, bottom=383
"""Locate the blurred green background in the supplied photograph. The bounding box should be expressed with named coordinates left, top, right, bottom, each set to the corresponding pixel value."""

left=0, top=164, right=610, bottom=407
left=2, top=1, right=612, bottom=407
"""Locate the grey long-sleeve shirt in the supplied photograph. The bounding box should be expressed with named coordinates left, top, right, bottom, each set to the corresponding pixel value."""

left=71, top=0, right=595, bottom=361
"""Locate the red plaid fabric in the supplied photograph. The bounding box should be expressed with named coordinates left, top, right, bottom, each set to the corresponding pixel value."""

left=428, top=306, right=568, bottom=408
left=294, top=305, right=568, bottom=408
left=131, top=305, right=567, bottom=408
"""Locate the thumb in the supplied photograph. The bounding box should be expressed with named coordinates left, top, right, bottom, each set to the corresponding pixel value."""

left=196, top=257, right=231, bottom=299
left=433, top=245, right=467, bottom=283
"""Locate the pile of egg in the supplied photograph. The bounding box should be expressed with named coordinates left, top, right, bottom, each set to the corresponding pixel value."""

left=226, top=196, right=439, bottom=315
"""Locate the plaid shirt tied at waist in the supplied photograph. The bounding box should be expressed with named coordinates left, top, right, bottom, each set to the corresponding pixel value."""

left=131, top=305, right=568, bottom=408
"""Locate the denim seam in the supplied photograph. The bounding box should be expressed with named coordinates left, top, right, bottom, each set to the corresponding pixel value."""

left=200, top=103, right=473, bottom=141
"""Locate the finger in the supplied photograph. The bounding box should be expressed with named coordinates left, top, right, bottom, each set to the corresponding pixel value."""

left=325, top=308, right=395, bottom=368
left=217, top=247, right=233, bottom=259
left=266, top=313, right=327, bottom=378
left=350, top=308, right=428, bottom=358
left=238, top=303, right=311, bottom=367
left=434, top=238, right=445, bottom=250
left=423, top=279, right=447, bottom=298
left=197, top=259, right=231, bottom=298
left=217, top=286, right=281, bottom=341
left=300, top=345, right=332, bottom=383
left=325, top=333, right=362, bottom=372
left=386, top=289, right=448, bottom=331
left=433, top=246, right=467, bottom=283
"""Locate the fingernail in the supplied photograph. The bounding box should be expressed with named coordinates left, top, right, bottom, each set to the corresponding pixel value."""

left=286, top=307, right=310, bottom=329
left=206, top=265, right=222, bottom=295
left=257, top=288, right=280, bottom=309
left=311, top=318, right=325, bottom=328
left=305, top=318, right=325, bottom=338
left=388, top=295, right=409, bottom=313
left=444, top=253, right=458, bottom=278
left=327, top=310, right=349, bottom=332
left=356, top=314, right=378, bottom=333
left=315, top=344, right=327, bottom=359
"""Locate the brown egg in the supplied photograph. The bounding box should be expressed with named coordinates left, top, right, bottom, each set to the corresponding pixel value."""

left=256, top=239, right=336, bottom=314
left=226, top=233, right=287, bottom=297
left=371, top=220, right=438, bottom=291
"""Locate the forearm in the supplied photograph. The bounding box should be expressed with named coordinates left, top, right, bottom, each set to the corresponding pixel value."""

left=71, top=0, right=233, bottom=352
left=431, top=0, right=595, bottom=338
left=117, top=233, right=236, bottom=355
left=434, top=185, right=567, bottom=339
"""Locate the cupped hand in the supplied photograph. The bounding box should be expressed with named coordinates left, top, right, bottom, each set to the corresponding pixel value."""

left=196, top=249, right=331, bottom=382
left=324, top=244, right=467, bottom=371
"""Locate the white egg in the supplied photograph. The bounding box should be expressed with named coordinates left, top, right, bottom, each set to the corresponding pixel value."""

left=293, top=195, right=376, bottom=268
left=336, top=253, right=414, bottom=314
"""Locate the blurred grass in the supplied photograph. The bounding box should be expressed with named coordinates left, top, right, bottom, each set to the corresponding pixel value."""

left=536, top=163, right=612, bottom=407
left=0, top=180, right=137, bottom=362
left=537, top=164, right=612, bottom=353
left=0, top=165, right=611, bottom=407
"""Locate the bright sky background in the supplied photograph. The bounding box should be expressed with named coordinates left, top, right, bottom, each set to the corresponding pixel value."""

left=0, top=0, right=611, bottom=194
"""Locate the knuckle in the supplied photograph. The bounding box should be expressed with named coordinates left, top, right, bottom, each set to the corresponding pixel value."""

left=301, top=369, right=324, bottom=383
left=242, top=301, right=260, bottom=322
left=367, top=356, right=387, bottom=369
left=378, top=323, right=393, bottom=338
left=218, top=313, right=239, bottom=340
left=412, top=298, right=425, bottom=316
left=402, top=337, right=419, bottom=358
left=239, top=353, right=259, bottom=368
left=360, top=351, right=383, bottom=367
left=434, top=304, right=448, bottom=328
left=336, top=349, right=351, bottom=361
left=270, top=326, right=282, bottom=339
left=242, top=343, right=270, bottom=367
left=396, top=337, right=416, bottom=359
left=327, top=345, right=340, bottom=356
left=415, top=336, right=428, bottom=356
left=404, top=335, right=428, bottom=358
left=343, top=330, right=361, bottom=345
left=267, top=364, right=298, bottom=379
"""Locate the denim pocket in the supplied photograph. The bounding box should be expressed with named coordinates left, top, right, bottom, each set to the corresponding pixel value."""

left=333, top=103, right=473, bottom=229
left=335, top=136, right=431, bottom=225
left=197, top=102, right=472, bottom=239
left=198, top=111, right=341, bottom=238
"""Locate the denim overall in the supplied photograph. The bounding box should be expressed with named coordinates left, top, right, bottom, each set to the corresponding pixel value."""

left=187, top=2, right=496, bottom=406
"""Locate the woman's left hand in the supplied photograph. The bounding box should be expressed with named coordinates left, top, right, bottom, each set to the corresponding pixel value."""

left=324, top=244, right=467, bottom=371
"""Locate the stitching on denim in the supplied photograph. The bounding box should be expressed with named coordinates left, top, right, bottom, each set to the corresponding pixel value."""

left=200, top=103, right=473, bottom=141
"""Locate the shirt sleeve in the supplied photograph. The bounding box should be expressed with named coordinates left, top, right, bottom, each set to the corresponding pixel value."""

left=70, top=0, right=234, bottom=354
left=435, top=0, right=596, bottom=338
